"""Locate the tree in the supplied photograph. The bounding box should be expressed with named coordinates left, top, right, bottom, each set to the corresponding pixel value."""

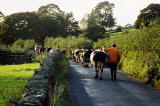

left=79, top=14, right=89, bottom=31
left=0, top=11, right=4, bottom=30
left=38, top=15, right=60, bottom=37
left=134, top=3, right=160, bottom=28
left=38, top=4, right=79, bottom=37
left=80, top=1, right=115, bottom=41
left=0, top=12, right=43, bottom=44
left=38, top=4, right=65, bottom=36
left=90, top=1, right=115, bottom=28
left=64, top=12, right=79, bottom=36
left=38, top=4, right=63, bottom=18
left=85, top=25, right=106, bottom=41
left=0, top=11, right=4, bottom=22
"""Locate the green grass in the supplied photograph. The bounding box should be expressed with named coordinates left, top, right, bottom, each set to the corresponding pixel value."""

left=0, top=63, right=40, bottom=106
left=49, top=56, right=70, bottom=106
left=105, top=28, right=136, bottom=38
left=110, top=31, right=122, bottom=37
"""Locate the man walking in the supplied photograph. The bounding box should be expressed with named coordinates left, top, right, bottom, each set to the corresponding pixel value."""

left=107, top=43, right=120, bottom=80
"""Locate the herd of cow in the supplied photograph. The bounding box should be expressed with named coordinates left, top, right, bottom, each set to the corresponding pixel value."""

left=34, top=46, right=52, bottom=53
left=34, top=46, right=110, bottom=80
left=34, top=46, right=67, bottom=54
left=71, top=49, right=109, bottom=80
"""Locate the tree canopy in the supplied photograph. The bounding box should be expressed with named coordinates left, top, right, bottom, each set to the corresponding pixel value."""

left=0, top=4, right=80, bottom=45
left=80, top=1, right=115, bottom=41
left=38, top=4, right=79, bottom=37
left=0, top=12, right=43, bottom=44
left=93, top=1, right=115, bottom=27
left=134, top=3, right=160, bottom=28
left=38, top=4, right=63, bottom=18
left=0, top=11, right=4, bottom=23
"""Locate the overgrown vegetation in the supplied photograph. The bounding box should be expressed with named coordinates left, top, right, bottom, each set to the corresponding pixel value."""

left=49, top=55, right=70, bottom=106
left=94, top=25, right=160, bottom=87
left=10, top=39, right=36, bottom=52
left=44, top=36, right=93, bottom=57
left=0, top=63, right=40, bottom=106
left=0, top=39, right=36, bottom=53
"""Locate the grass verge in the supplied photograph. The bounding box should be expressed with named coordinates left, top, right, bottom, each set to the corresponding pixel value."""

left=49, top=55, right=70, bottom=106
left=0, top=63, right=40, bottom=106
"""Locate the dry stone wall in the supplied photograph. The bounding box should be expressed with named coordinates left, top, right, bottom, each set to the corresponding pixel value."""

left=10, top=49, right=62, bottom=106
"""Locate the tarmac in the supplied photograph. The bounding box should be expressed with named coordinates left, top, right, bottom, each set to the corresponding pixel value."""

left=69, top=60, right=160, bottom=106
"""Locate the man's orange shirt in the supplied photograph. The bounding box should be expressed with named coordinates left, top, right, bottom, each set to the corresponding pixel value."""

left=107, top=47, right=120, bottom=64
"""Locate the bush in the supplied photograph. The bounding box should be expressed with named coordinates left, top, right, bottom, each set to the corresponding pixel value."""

left=44, top=36, right=93, bottom=57
left=94, top=26, right=160, bottom=87
left=0, top=42, right=10, bottom=52
left=85, top=25, right=106, bottom=41
left=122, top=51, right=159, bottom=85
left=11, top=39, right=36, bottom=52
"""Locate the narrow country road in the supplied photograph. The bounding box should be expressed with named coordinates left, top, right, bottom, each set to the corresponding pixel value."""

left=68, top=60, right=160, bottom=106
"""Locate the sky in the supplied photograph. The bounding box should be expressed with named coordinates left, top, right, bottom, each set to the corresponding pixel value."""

left=0, top=0, right=159, bottom=26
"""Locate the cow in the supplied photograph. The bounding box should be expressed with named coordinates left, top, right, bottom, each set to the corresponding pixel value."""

left=90, top=50, right=108, bottom=80
left=79, top=49, right=93, bottom=67
left=71, top=49, right=81, bottom=62
left=34, top=46, right=45, bottom=53
left=34, top=46, right=39, bottom=53
left=39, top=47, right=46, bottom=53
left=83, top=49, right=93, bottom=63
left=71, top=50, right=76, bottom=61
left=46, top=47, right=52, bottom=52
left=79, top=52, right=84, bottom=64
left=74, top=49, right=82, bottom=63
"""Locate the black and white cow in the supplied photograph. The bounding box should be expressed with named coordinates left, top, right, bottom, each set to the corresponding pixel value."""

left=79, top=49, right=93, bottom=65
left=73, top=49, right=82, bottom=63
left=83, top=49, right=93, bottom=63
left=34, top=46, right=46, bottom=53
left=46, top=47, right=52, bottom=52
left=90, top=49, right=108, bottom=80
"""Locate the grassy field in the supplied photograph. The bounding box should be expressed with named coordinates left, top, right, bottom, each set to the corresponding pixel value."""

left=105, top=28, right=136, bottom=38
left=0, top=63, right=40, bottom=106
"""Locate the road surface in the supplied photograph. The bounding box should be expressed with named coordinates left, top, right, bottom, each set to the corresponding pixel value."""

left=68, top=60, right=160, bottom=106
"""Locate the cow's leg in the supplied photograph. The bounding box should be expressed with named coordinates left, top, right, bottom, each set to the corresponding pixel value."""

left=76, top=57, right=78, bottom=63
left=100, top=68, right=103, bottom=80
left=82, top=57, right=85, bottom=64
left=78, top=56, right=80, bottom=63
left=78, top=57, right=79, bottom=63
left=100, top=64, right=104, bottom=80
left=95, top=70, right=98, bottom=79
left=82, top=57, right=84, bottom=64
left=74, top=56, right=76, bottom=62
left=95, top=65, right=98, bottom=79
